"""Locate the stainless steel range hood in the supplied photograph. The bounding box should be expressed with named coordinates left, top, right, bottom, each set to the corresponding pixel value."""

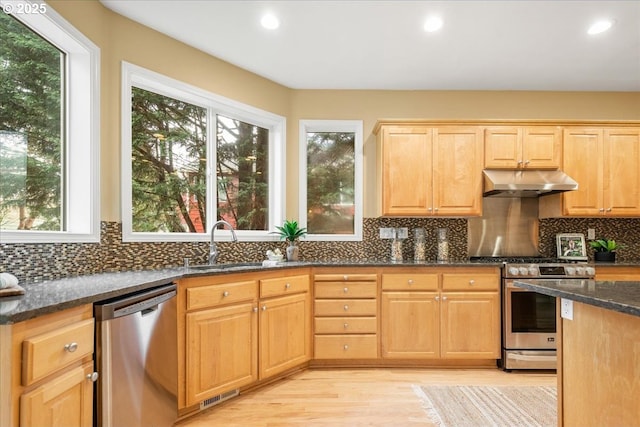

left=483, top=169, right=578, bottom=197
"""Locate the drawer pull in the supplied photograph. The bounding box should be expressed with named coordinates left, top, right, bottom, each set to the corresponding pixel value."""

left=442, top=296, right=448, bottom=301
left=343, top=305, right=349, bottom=311
left=408, top=279, right=414, bottom=285
left=343, top=275, right=348, bottom=281
left=262, top=305, right=267, bottom=311
left=343, top=287, right=349, bottom=293
left=64, top=342, right=78, bottom=353
left=253, top=307, right=258, bottom=313
left=435, top=296, right=440, bottom=301
left=344, top=323, right=349, bottom=329
left=285, top=283, right=291, bottom=289
left=222, top=291, right=230, bottom=297
left=469, top=280, right=475, bottom=285
left=343, top=344, right=349, bottom=350
left=86, top=372, right=99, bottom=382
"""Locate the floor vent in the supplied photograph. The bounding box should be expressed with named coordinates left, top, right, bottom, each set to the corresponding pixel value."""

left=200, top=389, right=239, bottom=410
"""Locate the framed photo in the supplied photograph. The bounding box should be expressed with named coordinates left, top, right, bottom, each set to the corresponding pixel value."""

left=556, top=233, right=588, bottom=261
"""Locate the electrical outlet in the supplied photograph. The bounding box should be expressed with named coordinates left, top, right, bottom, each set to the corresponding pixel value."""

left=396, top=227, right=408, bottom=239
left=379, top=228, right=395, bottom=239
left=561, top=298, right=573, bottom=320
left=587, top=228, right=595, bottom=240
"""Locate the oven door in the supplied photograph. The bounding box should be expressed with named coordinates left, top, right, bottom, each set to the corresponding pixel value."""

left=504, top=280, right=556, bottom=350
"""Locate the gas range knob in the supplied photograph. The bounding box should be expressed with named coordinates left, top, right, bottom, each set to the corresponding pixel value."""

left=565, top=267, right=576, bottom=276
left=528, top=267, right=539, bottom=276
left=508, top=267, right=520, bottom=276
left=518, top=267, right=529, bottom=276
left=585, top=267, right=595, bottom=276
left=575, top=266, right=586, bottom=276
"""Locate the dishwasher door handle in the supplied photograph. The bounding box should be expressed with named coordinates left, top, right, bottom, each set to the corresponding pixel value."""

left=95, top=284, right=177, bottom=321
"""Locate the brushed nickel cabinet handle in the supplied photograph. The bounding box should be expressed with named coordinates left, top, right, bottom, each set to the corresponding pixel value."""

left=64, top=342, right=78, bottom=353
left=344, top=305, right=349, bottom=311
left=86, top=372, right=99, bottom=382
left=222, top=291, right=229, bottom=297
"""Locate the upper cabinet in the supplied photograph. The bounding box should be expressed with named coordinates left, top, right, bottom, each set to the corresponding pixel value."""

left=540, top=127, right=640, bottom=217
left=377, top=124, right=483, bottom=217
left=484, top=126, right=561, bottom=169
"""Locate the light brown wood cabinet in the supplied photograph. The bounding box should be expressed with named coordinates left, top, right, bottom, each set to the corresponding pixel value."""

left=179, top=270, right=310, bottom=410
left=594, top=265, right=640, bottom=281
left=484, top=126, right=561, bottom=169
left=540, top=127, right=640, bottom=217
left=258, top=275, right=311, bottom=379
left=381, top=268, right=500, bottom=360
left=377, top=125, right=483, bottom=217
left=313, top=272, right=378, bottom=359
left=2, top=304, right=96, bottom=427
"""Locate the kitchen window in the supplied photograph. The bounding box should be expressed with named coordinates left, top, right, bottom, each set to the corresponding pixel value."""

left=121, top=63, right=285, bottom=242
left=299, top=120, right=363, bottom=241
left=0, top=4, right=100, bottom=243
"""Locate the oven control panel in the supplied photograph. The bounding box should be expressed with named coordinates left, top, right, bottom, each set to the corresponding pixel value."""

left=504, top=263, right=595, bottom=279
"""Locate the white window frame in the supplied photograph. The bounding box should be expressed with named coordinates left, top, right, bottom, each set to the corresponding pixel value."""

left=299, top=120, right=363, bottom=241
left=121, top=62, right=286, bottom=242
left=0, top=0, right=100, bottom=243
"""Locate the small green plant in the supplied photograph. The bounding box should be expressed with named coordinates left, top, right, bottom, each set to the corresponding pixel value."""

left=589, top=238, right=621, bottom=253
left=274, top=220, right=307, bottom=243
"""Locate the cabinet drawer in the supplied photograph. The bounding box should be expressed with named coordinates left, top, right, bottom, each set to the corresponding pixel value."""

left=381, top=274, right=439, bottom=291
left=441, top=273, right=499, bottom=291
left=314, top=274, right=377, bottom=282
left=314, top=282, right=377, bottom=298
left=314, top=335, right=378, bottom=359
left=314, top=299, right=377, bottom=316
left=260, top=275, right=309, bottom=298
left=22, top=318, right=94, bottom=386
left=314, top=317, right=377, bottom=334
left=186, top=281, right=257, bottom=311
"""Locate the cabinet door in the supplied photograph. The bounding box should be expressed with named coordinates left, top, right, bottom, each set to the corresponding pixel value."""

left=604, top=128, right=640, bottom=216
left=433, top=127, right=483, bottom=216
left=185, top=302, right=257, bottom=406
left=440, top=292, right=500, bottom=359
left=522, top=126, right=561, bottom=169
left=381, top=292, right=439, bottom=359
left=562, top=128, right=604, bottom=215
left=484, top=127, right=521, bottom=168
left=259, top=293, right=311, bottom=379
left=20, top=362, right=94, bottom=427
left=381, top=126, right=433, bottom=215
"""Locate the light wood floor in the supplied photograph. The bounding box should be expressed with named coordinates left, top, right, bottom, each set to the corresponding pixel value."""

left=176, top=368, right=556, bottom=426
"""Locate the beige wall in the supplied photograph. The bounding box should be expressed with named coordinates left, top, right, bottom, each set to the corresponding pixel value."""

left=48, top=1, right=640, bottom=221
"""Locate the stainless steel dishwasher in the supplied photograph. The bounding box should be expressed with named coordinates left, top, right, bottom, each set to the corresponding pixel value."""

left=95, top=284, right=178, bottom=427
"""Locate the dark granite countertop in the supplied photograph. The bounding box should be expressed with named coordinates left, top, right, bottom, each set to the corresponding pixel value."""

left=514, top=279, right=640, bottom=318
left=0, top=260, right=502, bottom=324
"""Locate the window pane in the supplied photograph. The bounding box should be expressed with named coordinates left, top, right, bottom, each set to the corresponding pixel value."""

left=131, top=87, right=207, bottom=233
left=216, top=115, right=269, bottom=231
left=0, top=14, right=63, bottom=231
left=306, top=132, right=355, bottom=234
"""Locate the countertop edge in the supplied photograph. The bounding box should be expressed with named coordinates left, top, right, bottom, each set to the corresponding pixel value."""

left=514, top=280, right=640, bottom=318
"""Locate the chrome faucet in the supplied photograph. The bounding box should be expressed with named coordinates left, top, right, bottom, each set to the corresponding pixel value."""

left=209, top=220, right=238, bottom=264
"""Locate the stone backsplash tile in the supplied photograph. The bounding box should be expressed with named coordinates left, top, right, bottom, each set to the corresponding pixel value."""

left=2, top=217, right=640, bottom=283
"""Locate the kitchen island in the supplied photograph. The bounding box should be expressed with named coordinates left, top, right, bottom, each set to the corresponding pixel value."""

left=514, top=279, right=640, bottom=427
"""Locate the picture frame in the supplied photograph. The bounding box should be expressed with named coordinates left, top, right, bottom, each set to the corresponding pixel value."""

left=556, top=233, right=588, bottom=261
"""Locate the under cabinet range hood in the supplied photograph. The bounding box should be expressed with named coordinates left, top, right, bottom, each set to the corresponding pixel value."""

left=482, top=169, right=578, bottom=197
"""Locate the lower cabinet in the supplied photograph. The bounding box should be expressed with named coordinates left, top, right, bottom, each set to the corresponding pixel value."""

left=185, top=301, right=258, bottom=406
left=381, top=268, right=500, bottom=360
left=313, top=271, right=378, bottom=359
left=3, top=304, right=96, bottom=427
left=180, top=270, right=311, bottom=410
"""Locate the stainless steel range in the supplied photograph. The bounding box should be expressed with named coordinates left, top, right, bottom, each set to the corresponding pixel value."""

left=502, top=261, right=595, bottom=370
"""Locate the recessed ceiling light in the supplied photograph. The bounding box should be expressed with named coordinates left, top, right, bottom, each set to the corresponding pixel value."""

left=261, top=13, right=280, bottom=30
left=588, top=19, right=614, bottom=35
left=423, top=16, right=443, bottom=33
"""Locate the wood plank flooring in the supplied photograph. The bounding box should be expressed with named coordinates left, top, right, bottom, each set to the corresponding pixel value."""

left=176, top=368, right=556, bottom=426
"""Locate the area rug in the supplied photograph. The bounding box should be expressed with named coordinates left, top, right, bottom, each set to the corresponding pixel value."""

left=413, top=385, right=557, bottom=427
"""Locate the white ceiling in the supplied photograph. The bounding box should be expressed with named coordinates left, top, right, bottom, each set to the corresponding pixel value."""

left=100, top=0, right=640, bottom=91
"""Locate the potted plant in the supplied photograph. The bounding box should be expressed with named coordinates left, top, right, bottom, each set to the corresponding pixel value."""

left=274, top=220, right=307, bottom=261
left=589, top=238, right=621, bottom=263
